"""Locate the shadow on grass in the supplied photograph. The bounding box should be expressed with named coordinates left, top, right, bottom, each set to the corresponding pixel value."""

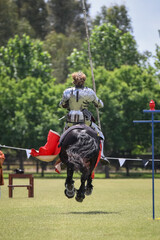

left=68, top=211, right=120, bottom=215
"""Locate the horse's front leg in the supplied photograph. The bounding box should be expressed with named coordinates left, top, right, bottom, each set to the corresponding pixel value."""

left=65, top=162, right=75, bottom=198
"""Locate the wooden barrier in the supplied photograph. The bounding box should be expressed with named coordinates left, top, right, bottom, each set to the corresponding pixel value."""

left=8, top=174, right=34, bottom=198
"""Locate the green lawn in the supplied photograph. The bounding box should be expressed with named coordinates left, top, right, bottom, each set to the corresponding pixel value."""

left=1, top=178, right=160, bottom=240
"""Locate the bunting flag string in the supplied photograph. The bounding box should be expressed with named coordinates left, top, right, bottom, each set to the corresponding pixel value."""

left=106, top=157, right=160, bottom=167
left=0, top=144, right=31, bottom=159
left=1, top=143, right=160, bottom=167
left=0, top=144, right=28, bottom=151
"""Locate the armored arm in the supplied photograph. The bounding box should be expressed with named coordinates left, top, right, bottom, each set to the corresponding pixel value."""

left=59, top=89, right=70, bottom=109
left=88, top=89, right=104, bottom=108
left=93, top=95, right=104, bottom=108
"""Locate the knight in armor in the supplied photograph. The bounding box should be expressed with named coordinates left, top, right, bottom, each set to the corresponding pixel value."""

left=59, top=71, right=109, bottom=164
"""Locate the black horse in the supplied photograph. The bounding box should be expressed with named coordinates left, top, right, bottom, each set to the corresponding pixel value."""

left=59, top=124, right=101, bottom=202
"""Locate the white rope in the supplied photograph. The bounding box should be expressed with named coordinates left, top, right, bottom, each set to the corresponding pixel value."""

left=82, top=0, right=101, bottom=129
left=107, top=157, right=160, bottom=161
left=0, top=144, right=28, bottom=151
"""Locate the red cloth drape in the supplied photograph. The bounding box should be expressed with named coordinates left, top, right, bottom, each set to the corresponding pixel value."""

left=91, top=143, right=102, bottom=179
left=30, top=130, right=61, bottom=157
left=0, top=150, right=5, bottom=185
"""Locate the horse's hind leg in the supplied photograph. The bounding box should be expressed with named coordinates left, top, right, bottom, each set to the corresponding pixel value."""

left=75, top=172, right=87, bottom=202
left=85, top=174, right=93, bottom=196
left=65, top=162, right=75, bottom=198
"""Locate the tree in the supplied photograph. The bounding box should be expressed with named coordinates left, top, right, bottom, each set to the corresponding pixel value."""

left=68, top=23, right=140, bottom=72
left=43, top=31, right=83, bottom=82
left=0, top=34, right=52, bottom=81
left=0, top=0, right=18, bottom=46
left=92, top=4, right=132, bottom=34
left=0, top=34, right=69, bottom=148
left=47, top=0, right=90, bottom=37
left=0, top=75, right=67, bottom=148
left=16, top=18, right=36, bottom=38
left=154, top=44, right=160, bottom=78
left=13, top=0, right=49, bottom=39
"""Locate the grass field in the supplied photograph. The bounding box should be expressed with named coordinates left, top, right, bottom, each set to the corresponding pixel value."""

left=1, top=177, right=160, bottom=240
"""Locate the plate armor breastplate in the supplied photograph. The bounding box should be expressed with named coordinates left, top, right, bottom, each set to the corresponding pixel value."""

left=60, top=87, right=103, bottom=125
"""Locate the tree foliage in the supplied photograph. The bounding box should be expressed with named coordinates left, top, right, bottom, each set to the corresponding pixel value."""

left=47, top=0, right=90, bottom=37
left=68, top=23, right=140, bottom=72
left=92, top=4, right=132, bottom=34
left=0, top=2, right=160, bottom=157
left=82, top=65, right=160, bottom=155
left=0, top=34, right=52, bottom=81
left=154, top=45, right=160, bottom=76
left=13, top=0, right=48, bottom=39
left=43, top=31, right=83, bottom=82
left=1, top=61, right=160, bottom=154
left=0, top=74, right=67, bottom=148
left=0, top=0, right=18, bottom=46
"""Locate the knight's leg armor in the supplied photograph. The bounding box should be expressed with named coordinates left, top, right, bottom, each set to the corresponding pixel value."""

left=91, top=122, right=109, bottom=165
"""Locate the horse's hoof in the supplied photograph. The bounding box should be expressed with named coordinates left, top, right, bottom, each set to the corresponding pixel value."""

left=75, top=195, right=84, bottom=202
left=85, top=184, right=93, bottom=196
left=64, top=189, right=75, bottom=198
left=65, top=180, right=74, bottom=189
left=75, top=191, right=85, bottom=202
left=85, top=188, right=93, bottom=196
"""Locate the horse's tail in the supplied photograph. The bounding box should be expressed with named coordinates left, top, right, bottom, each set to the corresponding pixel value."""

left=66, top=130, right=99, bottom=172
left=66, top=151, right=84, bottom=172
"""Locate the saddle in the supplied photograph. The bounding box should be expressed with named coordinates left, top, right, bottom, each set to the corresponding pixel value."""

left=59, top=124, right=99, bottom=147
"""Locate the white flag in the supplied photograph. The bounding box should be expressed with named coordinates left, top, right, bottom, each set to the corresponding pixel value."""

left=26, top=149, right=31, bottom=159
left=119, top=158, right=126, bottom=167
left=142, top=159, right=149, bottom=167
